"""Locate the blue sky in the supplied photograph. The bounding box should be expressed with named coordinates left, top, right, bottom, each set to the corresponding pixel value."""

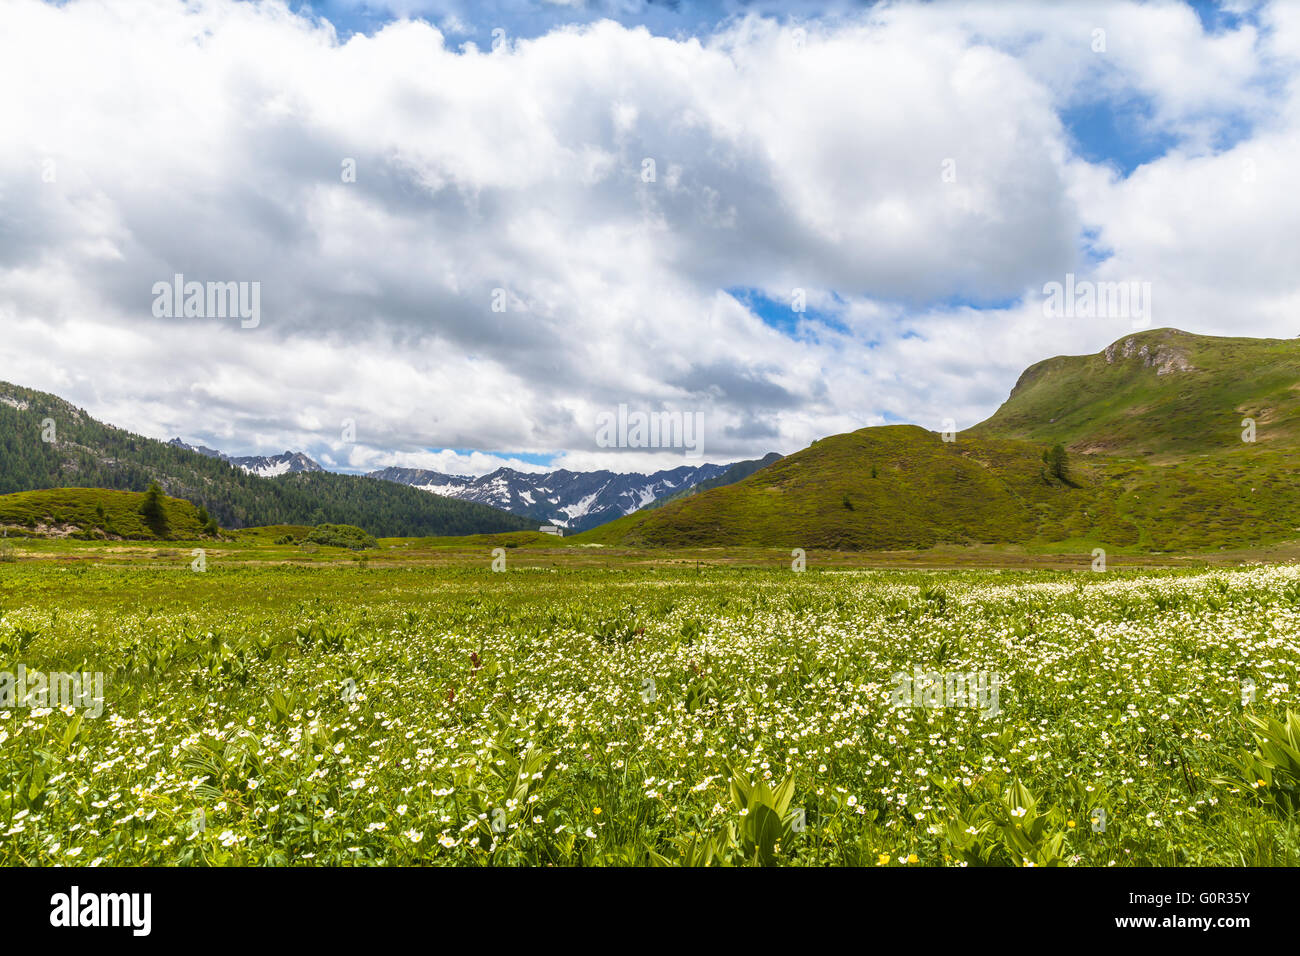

left=294, top=0, right=1255, bottom=42
left=291, top=0, right=844, bottom=43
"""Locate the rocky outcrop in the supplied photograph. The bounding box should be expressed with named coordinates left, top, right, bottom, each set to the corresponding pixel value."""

left=1103, top=336, right=1194, bottom=376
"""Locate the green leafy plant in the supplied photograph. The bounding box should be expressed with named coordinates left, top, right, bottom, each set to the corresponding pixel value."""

left=727, top=769, right=800, bottom=866
left=1215, top=709, right=1300, bottom=818
left=938, top=778, right=1069, bottom=867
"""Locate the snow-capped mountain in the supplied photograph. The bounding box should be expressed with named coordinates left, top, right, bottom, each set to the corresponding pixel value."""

left=368, top=463, right=734, bottom=532
left=230, top=451, right=323, bottom=478
left=167, top=438, right=322, bottom=477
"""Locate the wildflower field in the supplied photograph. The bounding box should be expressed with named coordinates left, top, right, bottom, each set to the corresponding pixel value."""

left=3, top=554, right=1299, bottom=866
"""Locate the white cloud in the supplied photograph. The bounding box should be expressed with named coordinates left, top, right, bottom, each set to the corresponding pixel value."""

left=0, top=0, right=1295, bottom=477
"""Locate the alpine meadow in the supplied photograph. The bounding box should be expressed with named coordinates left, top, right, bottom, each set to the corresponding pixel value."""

left=2, top=0, right=1298, bottom=935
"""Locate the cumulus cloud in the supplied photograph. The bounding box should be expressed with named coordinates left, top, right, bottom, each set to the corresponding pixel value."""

left=0, top=0, right=1295, bottom=474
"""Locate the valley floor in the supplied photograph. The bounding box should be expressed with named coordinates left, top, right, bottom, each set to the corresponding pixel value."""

left=2, top=542, right=1299, bottom=865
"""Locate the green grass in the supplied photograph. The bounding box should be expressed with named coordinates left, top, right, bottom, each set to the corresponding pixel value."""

left=228, top=524, right=316, bottom=544
left=1, top=545, right=1299, bottom=866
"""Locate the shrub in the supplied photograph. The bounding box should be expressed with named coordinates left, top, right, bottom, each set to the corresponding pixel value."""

left=304, top=523, right=378, bottom=550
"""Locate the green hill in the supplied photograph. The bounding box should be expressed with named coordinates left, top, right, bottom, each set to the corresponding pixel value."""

left=579, top=426, right=1052, bottom=549
left=0, top=382, right=534, bottom=538
left=0, top=487, right=216, bottom=540
left=577, top=330, right=1300, bottom=553
left=967, top=327, right=1300, bottom=456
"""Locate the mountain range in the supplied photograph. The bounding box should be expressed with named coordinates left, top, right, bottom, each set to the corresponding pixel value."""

left=369, top=462, right=745, bottom=532
left=167, top=442, right=771, bottom=532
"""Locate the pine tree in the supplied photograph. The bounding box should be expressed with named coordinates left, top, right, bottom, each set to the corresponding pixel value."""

left=1045, top=444, right=1071, bottom=485
left=139, top=480, right=166, bottom=525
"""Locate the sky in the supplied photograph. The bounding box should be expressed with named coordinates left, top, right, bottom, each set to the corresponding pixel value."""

left=1, top=0, right=1298, bottom=476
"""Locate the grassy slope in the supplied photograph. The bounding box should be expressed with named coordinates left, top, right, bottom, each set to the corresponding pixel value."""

left=966, top=327, right=1300, bottom=455
left=580, top=426, right=1072, bottom=550
left=642, top=452, right=783, bottom=510
left=579, top=330, right=1300, bottom=553
left=0, top=487, right=216, bottom=540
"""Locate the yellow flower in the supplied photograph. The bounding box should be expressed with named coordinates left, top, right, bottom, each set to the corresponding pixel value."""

left=906, top=853, right=918, bottom=864
left=877, top=853, right=890, bottom=865
left=1067, top=820, right=1076, bottom=828
left=593, top=807, right=602, bottom=815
